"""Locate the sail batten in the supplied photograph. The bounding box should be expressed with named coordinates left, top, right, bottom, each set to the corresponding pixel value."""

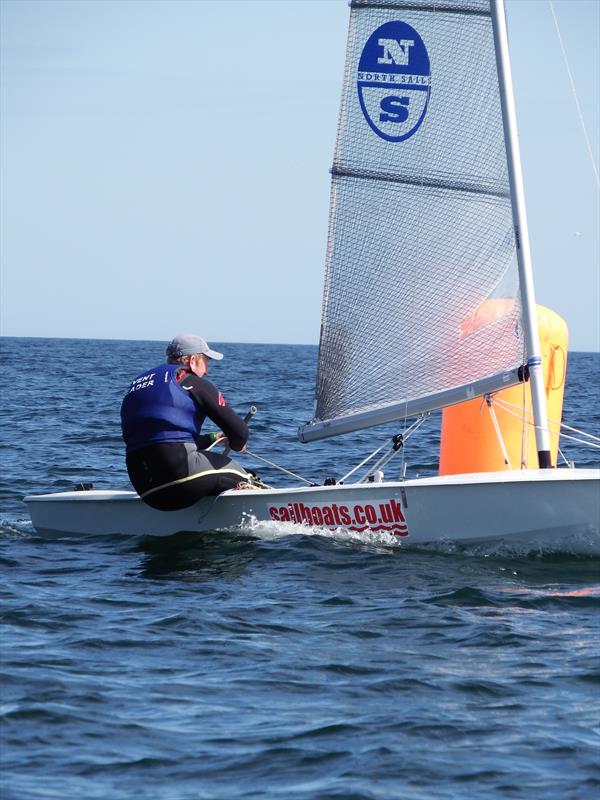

left=331, top=167, right=511, bottom=198
left=299, top=0, right=526, bottom=443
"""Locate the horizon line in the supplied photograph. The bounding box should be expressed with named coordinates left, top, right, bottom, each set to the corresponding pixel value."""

left=1, top=333, right=598, bottom=354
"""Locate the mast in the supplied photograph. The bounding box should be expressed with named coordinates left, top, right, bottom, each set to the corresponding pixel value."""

left=490, top=0, right=553, bottom=468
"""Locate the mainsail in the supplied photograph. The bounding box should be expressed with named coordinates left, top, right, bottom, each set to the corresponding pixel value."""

left=299, top=0, right=528, bottom=443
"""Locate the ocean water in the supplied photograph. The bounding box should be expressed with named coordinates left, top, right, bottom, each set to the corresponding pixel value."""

left=1, top=337, right=599, bottom=800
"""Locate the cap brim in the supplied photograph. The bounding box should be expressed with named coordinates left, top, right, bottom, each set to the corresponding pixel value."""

left=205, top=349, right=224, bottom=360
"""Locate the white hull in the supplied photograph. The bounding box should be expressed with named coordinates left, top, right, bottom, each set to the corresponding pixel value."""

left=25, top=469, right=600, bottom=551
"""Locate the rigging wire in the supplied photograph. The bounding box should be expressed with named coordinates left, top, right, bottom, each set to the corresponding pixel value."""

left=556, top=420, right=600, bottom=443
left=358, top=416, right=429, bottom=484
left=243, top=449, right=314, bottom=486
left=339, top=440, right=389, bottom=485
left=491, top=396, right=600, bottom=450
left=485, top=397, right=512, bottom=468
left=557, top=443, right=574, bottom=468
left=549, top=432, right=600, bottom=451
left=549, top=0, right=600, bottom=188
left=492, top=395, right=600, bottom=444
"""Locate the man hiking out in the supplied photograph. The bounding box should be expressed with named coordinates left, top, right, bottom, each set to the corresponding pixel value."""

left=121, top=334, right=253, bottom=510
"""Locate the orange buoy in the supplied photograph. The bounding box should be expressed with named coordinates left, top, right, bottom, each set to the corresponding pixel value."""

left=439, top=305, right=568, bottom=475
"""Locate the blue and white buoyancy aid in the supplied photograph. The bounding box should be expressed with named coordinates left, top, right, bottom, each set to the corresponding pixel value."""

left=120, top=364, right=205, bottom=452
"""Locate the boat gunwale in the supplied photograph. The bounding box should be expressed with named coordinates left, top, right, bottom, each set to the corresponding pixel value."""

left=24, top=467, right=600, bottom=504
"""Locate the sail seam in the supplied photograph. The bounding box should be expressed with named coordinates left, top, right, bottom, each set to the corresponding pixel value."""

left=330, top=166, right=511, bottom=199
left=350, top=1, right=491, bottom=17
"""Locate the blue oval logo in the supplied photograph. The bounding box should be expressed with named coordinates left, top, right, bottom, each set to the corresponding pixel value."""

left=357, top=21, right=431, bottom=142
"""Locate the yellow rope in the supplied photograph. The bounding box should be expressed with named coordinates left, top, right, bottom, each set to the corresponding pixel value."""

left=140, top=468, right=249, bottom=499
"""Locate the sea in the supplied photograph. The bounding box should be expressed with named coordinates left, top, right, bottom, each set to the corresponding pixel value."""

left=1, top=337, right=599, bottom=800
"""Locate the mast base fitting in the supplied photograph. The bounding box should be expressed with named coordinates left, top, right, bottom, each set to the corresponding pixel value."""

left=538, top=451, right=553, bottom=469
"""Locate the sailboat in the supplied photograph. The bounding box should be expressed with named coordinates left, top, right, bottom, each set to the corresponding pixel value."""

left=25, top=0, right=600, bottom=548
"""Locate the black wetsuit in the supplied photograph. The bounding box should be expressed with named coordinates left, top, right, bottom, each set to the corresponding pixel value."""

left=121, top=365, right=249, bottom=510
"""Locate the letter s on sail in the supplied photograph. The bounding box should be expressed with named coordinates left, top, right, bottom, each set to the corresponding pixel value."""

left=379, top=96, right=410, bottom=123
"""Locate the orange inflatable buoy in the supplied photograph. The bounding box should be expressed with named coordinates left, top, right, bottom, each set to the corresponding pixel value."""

left=439, top=305, right=568, bottom=475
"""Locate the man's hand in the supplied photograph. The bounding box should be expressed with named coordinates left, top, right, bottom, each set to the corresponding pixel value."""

left=215, top=433, right=247, bottom=453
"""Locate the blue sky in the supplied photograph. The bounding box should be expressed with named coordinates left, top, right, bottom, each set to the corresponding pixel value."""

left=1, top=0, right=598, bottom=350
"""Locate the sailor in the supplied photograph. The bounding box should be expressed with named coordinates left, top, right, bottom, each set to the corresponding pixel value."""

left=121, top=334, right=252, bottom=510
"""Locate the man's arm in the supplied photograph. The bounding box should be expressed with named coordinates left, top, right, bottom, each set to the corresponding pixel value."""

left=178, top=374, right=249, bottom=452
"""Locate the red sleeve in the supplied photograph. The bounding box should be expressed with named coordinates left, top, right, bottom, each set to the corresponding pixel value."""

left=178, top=374, right=248, bottom=452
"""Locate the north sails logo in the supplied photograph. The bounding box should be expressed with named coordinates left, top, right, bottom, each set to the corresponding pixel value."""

left=357, top=21, right=431, bottom=142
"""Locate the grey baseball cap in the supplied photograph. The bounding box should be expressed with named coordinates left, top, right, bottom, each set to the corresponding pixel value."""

left=166, top=334, right=224, bottom=361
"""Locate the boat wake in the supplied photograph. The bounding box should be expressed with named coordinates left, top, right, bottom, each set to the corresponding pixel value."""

left=227, top=513, right=600, bottom=559
left=439, top=533, right=599, bottom=559
left=235, top=513, right=404, bottom=552
left=0, top=518, right=36, bottom=539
